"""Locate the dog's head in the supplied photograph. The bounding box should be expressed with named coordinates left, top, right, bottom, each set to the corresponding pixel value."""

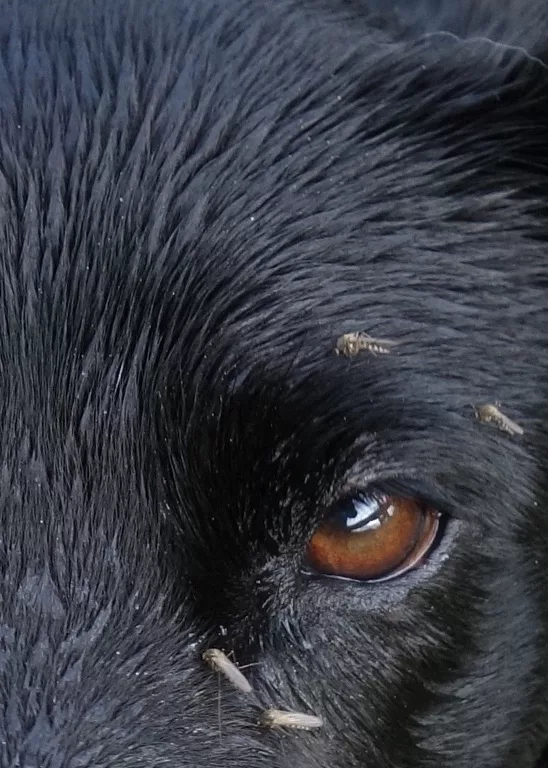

left=0, top=1, right=547, bottom=767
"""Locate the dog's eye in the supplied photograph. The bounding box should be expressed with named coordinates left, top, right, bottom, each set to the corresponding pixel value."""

left=305, top=493, right=440, bottom=582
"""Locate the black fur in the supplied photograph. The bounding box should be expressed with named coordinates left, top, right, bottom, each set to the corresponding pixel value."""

left=0, top=1, right=547, bottom=766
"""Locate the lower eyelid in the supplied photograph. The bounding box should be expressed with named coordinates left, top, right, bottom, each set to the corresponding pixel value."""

left=300, top=517, right=461, bottom=607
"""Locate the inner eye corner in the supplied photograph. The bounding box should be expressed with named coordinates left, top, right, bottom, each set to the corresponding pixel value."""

left=303, top=486, right=444, bottom=585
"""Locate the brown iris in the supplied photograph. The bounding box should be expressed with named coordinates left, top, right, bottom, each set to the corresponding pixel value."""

left=306, top=493, right=440, bottom=582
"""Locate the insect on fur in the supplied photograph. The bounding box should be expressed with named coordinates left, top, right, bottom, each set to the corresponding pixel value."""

left=474, top=403, right=524, bottom=436
left=202, top=648, right=253, bottom=693
left=259, top=708, right=324, bottom=730
left=335, top=331, right=399, bottom=358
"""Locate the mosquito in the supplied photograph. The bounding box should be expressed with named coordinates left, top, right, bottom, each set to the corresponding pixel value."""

left=259, top=708, right=324, bottom=730
left=335, top=331, right=399, bottom=358
left=202, top=648, right=253, bottom=693
left=474, top=403, right=524, bottom=436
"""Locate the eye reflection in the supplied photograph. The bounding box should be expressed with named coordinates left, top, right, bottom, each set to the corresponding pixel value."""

left=338, top=494, right=388, bottom=532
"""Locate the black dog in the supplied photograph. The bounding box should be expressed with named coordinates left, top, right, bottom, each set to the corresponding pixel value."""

left=0, top=1, right=547, bottom=766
